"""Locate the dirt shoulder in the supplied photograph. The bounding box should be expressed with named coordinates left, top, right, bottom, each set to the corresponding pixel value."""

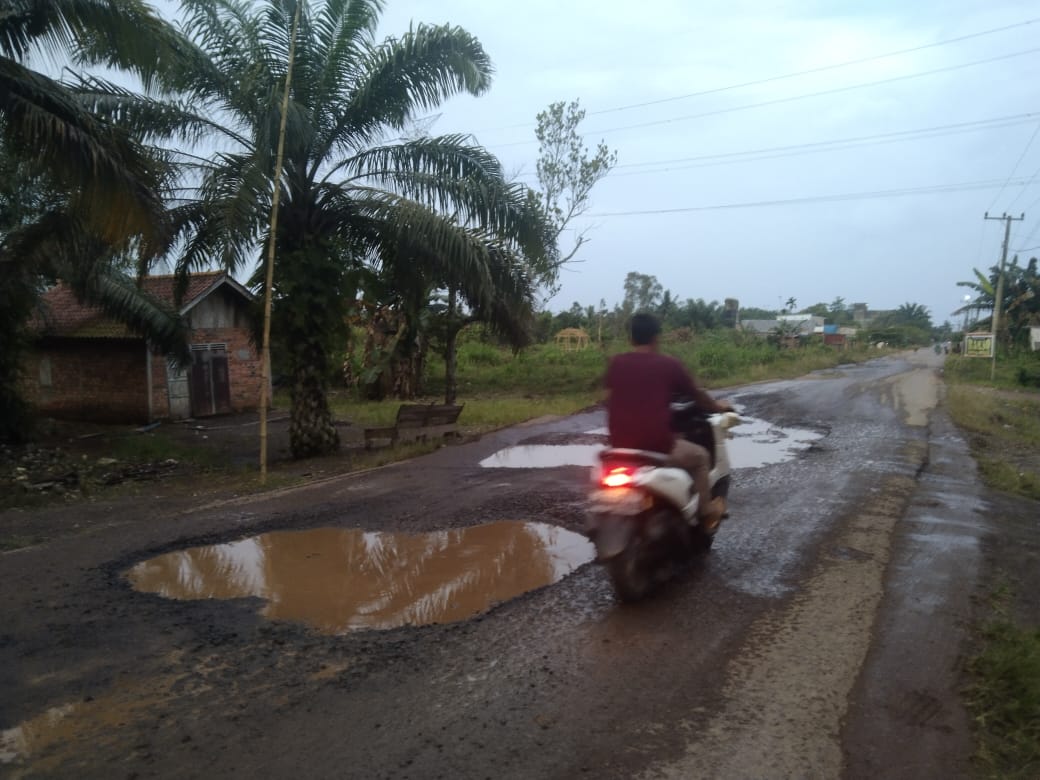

left=0, top=410, right=452, bottom=549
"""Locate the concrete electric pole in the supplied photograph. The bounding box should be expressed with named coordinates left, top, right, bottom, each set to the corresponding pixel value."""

left=983, top=211, right=1025, bottom=381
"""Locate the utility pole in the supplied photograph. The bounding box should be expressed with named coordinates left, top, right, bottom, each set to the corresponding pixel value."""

left=983, top=211, right=1025, bottom=381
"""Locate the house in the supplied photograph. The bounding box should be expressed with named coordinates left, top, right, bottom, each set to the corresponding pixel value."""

left=24, top=272, right=264, bottom=423
left=739, top=316, right=823, bottom=338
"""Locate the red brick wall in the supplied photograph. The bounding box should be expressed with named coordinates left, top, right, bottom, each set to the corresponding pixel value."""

left=24, top=339, right=149, bottom=423
left=190, top=327, right=264, bottom=413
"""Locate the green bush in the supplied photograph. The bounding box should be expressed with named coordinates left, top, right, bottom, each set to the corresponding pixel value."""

left=458, top=341, right=509, bottom=367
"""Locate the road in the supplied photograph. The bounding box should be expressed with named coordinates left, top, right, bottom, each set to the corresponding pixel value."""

left=0, top=350, right=995, bottom=778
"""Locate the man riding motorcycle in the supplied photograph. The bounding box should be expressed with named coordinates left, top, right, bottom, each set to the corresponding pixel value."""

left=604, top=312, right=733, bottom=529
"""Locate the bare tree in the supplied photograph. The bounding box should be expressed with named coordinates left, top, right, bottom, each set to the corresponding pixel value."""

left=535, top=99, right=617, bottom=291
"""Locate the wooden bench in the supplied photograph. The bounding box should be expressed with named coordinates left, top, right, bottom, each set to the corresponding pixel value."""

left=363, top=403, right=464, bottom=449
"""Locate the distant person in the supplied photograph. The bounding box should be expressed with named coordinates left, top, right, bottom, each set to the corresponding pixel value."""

left=604, top=313, right=733, bottom=527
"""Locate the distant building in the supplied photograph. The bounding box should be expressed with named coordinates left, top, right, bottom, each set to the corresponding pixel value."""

left=850, top=303, right=894, bottom=327
left=739, top=316, right=824, bottom=337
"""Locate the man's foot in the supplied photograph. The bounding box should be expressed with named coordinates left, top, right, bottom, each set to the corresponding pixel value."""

left=699, top=497, right=726, bottom=532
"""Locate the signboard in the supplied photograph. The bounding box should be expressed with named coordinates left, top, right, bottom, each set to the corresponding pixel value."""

left=964, top=332, right=994, bottom=358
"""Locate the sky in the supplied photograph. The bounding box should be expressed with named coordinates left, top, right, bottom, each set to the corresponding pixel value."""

left=361, top=0, right=1040, bottom=323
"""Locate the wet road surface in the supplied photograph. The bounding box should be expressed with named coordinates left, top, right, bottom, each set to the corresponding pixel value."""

left=0, top=350, right=1008, bottom=778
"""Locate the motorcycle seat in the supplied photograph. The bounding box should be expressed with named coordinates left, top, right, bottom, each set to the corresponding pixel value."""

left=598, top=448, right=673, bottom=467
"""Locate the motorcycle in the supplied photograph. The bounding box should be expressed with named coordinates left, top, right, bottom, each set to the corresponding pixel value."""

left=585, top=402, right=743, bottom=601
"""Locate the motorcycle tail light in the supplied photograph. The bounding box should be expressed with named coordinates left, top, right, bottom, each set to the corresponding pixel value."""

left=601, top=466, right=636, bottom=488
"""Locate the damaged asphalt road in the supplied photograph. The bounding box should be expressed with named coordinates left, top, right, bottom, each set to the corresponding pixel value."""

left=0, top=350, right=1007, bottom=778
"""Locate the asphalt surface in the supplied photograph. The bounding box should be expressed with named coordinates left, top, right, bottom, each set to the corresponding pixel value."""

left=0, top=350, right=1009, bottom=778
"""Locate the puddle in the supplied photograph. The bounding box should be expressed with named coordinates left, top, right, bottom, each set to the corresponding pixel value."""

left=126, top=522, right=594, bottom=633
left=724, top=417, right=824, bottom=468
left=478, top=444, right=605, bottom=469
left=479, top=416, right=823, bottom=470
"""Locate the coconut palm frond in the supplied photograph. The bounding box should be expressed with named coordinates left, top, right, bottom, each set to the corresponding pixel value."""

left=72, top=73, right=246, bottom=149
left=334, top=134, right=502, bottom=184
left=308, top=0, right=382, bottom=105
left=0, top=58, right=165, bottom=242
left=319, top=22, right=491, bottom=155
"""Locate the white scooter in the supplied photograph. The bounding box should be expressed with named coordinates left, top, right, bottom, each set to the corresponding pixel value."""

left=586, top=403, right=742, bottom=601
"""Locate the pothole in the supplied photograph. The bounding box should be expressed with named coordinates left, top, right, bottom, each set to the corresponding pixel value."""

left=126, top=522, right=594, bottom=633
left=479, top=416, right=825, bottom=470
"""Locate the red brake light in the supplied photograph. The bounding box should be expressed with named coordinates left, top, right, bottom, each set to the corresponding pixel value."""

left=602, top=466, right=635, bottom=488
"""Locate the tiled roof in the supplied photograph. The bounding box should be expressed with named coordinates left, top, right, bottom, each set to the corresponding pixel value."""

left=139, top=271, right=228, bottom=309
left=32, top=271, right=232, bottom=339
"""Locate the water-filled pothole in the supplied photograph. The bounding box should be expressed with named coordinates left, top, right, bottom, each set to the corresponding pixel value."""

left=479, top=416, right=824, bottom=469
left=724, top=416, right=824, bottom=468
left=126, top=521, right=594, bottom=633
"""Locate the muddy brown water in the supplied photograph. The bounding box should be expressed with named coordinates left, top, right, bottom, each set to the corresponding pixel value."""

left=126, top=521, right=594, bottom=633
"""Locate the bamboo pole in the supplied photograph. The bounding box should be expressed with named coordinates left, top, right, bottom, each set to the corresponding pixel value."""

left=259, top=0, right=302, bottom=483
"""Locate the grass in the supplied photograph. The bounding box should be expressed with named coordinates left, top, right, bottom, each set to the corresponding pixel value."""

left=945, top=360, right=1040, bottom=502
left=965, top=585, right=1040, bottom=779
left=945, top=353, right=1040, bottom=775
left=109, top=431, right=224, bottom=469
left=944, top=352, right=1040, bottom=391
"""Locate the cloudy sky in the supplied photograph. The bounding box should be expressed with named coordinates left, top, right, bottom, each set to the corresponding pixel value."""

left=366, top=0, right=1040, bottom=323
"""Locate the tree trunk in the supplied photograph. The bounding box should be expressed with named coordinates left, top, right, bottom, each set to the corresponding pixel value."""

left=445, top=286, right=458, bottom=405
left=289, top=345, right=339, bottom=459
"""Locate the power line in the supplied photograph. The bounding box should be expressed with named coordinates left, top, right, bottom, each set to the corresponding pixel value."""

left=587, top=177, right=1030, bottom=217
left=490, top=47, right=1040, bottom=148
left=508, top=112, right=1040, bottom=181
left=1012, top=192, right=1040, bottom=250
left=987, top=122, right=1040, bottom=212
left=609, top=113, right=1040, bottom=169
left=1005, top=160, right=1040, bottom=212
left=480, top=17, right=1040, bottom=132
left=605, top=115, right=1040, bottom=177
left=588, top=18, right=1040, bottom=117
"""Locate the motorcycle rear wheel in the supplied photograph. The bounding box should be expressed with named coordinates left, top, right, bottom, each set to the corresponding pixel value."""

left=607, top=545, right=654, bottom=602
left=692, top=525, right=715, bottom=551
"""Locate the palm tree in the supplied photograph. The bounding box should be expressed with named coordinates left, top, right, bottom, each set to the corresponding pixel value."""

left=893, top=302, right=932, bottom=330
left=117, top=0, right=553, bottom=458
left=0, top=0, right=194, bottom=440
left=0, top=0, right=192, bottom=241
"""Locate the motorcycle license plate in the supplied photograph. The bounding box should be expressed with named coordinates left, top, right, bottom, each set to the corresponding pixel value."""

left=590, top=489, right=649, bottom=516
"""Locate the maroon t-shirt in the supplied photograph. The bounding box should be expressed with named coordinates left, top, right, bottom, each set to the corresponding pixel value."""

left=605, top=351, right=700, bottom=453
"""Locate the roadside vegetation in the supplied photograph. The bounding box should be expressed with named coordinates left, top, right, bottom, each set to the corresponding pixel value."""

left=965, top=583, right=1040, bottom=780
left=945, top=353, right=1040, bottom=501
left=944, top=351, right=1040, bottom=777
left=315, top=330, right=884, bottom=433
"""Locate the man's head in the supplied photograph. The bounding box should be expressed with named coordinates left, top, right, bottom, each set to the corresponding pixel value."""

left=629, top=312, right=661, bottom=347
